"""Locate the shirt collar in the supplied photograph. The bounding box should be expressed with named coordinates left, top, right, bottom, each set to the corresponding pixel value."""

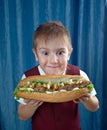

left=38, top=65, right=46, bottom=75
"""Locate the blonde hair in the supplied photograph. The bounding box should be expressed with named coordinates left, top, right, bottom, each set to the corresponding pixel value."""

left=33, top=21, right=72, bottom=51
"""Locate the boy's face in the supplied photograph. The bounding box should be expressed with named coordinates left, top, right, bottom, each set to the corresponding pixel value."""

left=33, top=40, right=73, bottom=75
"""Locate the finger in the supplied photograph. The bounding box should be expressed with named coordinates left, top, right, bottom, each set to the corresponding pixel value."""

left=79, top=97, right=89, bottom=102
left=31, top=101, right=43, bottom=108
left=38, top=101, right=43, bottom=106
left=73, top=99, right=80, bottom=103
left=24, top=99, right=31, bottom=103
left=34, top=101, right=43, bottom=106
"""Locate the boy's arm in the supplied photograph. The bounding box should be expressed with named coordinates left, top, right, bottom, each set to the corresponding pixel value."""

left=80, top=95, right=99, bottom=112
left=80, top=71, right=99, bottom=111
left=18, top=100, right=43, bottom=120
left=18, top=74, right=43, bottom=120
left=74, top=95, right=99, bottom=112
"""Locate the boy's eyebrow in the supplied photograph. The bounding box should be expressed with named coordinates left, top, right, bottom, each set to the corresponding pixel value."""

left=56, top=48, right=65, bottom=50
left=38, top=47, right=48, bottom=50
left=38, top=48, right=66, bottom=50
left=55, top=48, right=67, bottom=51
left=37, top=47, right=67, bottom=52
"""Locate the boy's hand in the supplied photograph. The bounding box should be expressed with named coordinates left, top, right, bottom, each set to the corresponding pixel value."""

left=24, top=99, right=43, bottom=111
left=18, top=99, right=43, bottom=120
left=73, top=94, right=90, bottom=103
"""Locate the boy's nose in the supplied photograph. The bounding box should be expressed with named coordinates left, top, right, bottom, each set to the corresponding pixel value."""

left=49, top=54, right=58, bottom=63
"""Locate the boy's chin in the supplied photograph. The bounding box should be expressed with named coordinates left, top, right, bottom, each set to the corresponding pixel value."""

left=45, top=71, right=64, bottom=75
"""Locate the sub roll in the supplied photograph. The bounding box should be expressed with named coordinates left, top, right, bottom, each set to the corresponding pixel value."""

left=14, top=75, right=94, bottom=103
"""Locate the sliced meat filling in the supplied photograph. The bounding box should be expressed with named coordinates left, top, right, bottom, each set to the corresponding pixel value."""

left=19, top=79, right=91, bottom=93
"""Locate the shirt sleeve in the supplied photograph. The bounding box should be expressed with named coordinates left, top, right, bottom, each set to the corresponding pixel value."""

left=80, top=70, right=97, bottom=96
left=21, top=74, right=26, bottom=79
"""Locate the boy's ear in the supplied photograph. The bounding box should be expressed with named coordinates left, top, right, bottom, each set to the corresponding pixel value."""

left=32, top=48, right=38, bottom=61
left=68, top=48, right=73, bottom=60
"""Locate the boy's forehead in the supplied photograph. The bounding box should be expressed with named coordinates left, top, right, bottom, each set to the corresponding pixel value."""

left=37, top=39, right=68, bottom=48
left=38, top=36, right=69, bottom=46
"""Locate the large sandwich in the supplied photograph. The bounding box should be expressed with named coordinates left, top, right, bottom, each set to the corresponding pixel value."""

left=14, top=75, right=94, bottom=103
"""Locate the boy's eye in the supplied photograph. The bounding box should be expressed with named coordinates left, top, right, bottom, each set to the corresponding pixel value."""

left=57, top=51, right=65, bottom=55
left=43, top=51, right=48, bottom=55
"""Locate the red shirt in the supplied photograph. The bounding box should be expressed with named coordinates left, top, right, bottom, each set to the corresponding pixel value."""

left=25, top=64, right=81, bottom=130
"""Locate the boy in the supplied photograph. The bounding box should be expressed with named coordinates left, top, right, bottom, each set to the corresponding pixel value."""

left=18, top=21, right=99, bottom=130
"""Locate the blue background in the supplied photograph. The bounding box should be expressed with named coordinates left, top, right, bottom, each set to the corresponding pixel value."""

left=0, top=0, right=106, bottom=130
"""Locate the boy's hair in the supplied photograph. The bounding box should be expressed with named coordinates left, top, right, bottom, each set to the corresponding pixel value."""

left=33, top=21, right=72, bottom=51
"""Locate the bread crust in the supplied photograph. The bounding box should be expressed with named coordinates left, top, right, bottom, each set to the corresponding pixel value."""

left=17, top=88, right=89, bottom=102
left=16, top=75, right=89, bottom=102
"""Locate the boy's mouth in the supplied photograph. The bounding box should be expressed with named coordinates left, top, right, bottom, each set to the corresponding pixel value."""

left=47, top=66, right=60, bottom=69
